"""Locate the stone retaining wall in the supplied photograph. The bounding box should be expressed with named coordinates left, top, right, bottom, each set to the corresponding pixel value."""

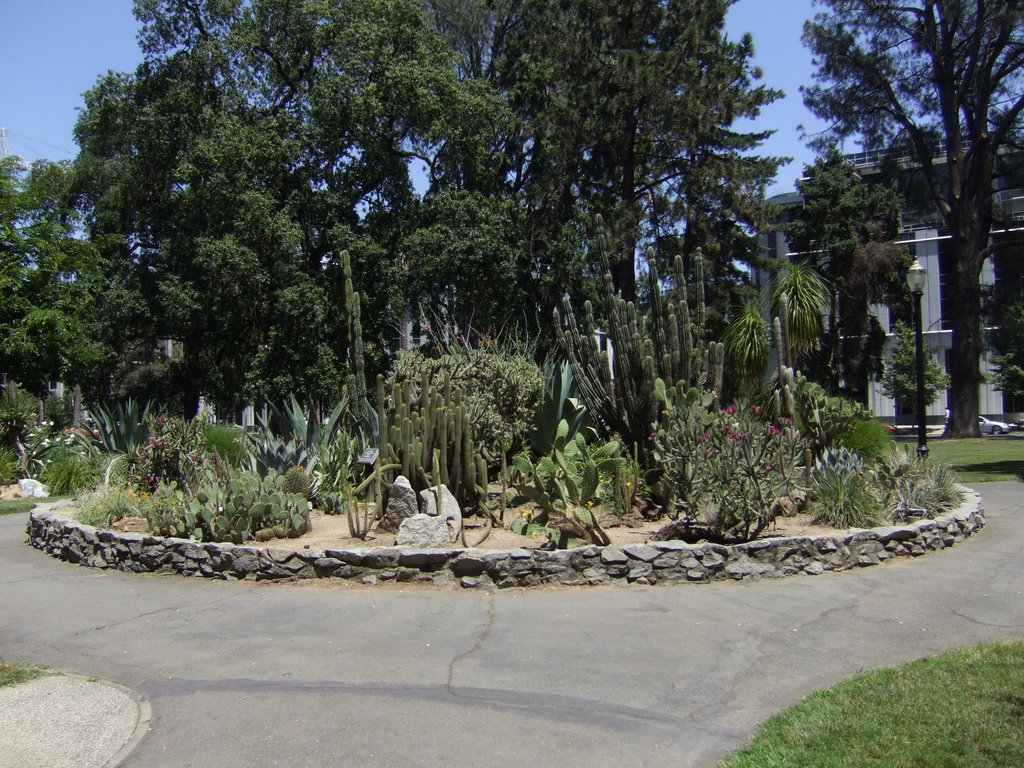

left=27, top=489, right=984, bottom=589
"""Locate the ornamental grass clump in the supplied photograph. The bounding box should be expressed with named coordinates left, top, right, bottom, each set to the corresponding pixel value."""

left=809, top=447, right=885, bottom=529
left=880, top=447, right=962, bottom=520
left=653, top=389, right=806, bottom=544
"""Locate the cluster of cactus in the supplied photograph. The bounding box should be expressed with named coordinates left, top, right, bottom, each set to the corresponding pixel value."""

left=511, top=419, right=625, bottom=547
left=770, top=294, right=865, bottom=464
left=611, top=441, right=642, bottom=517
left=345, top=495, right=377, bottom=540
left=650, top=383, right=718, bottom=517
left=168, top=469, right=311, bottom=544
left=375, top=373, right=492, bottom=515
left=142, top=482, right=193, bottom=538
left=553, top=217, right=723, bottom=460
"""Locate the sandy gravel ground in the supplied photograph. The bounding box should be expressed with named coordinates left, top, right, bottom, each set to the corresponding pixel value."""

left=0, top=675, right=141, bottom=768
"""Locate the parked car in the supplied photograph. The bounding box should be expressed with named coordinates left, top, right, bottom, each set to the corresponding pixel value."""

left=978, top=417, right=1015, bottom=435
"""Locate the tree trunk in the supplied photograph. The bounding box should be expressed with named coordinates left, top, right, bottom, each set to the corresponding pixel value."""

left=946, top=236, right=985, bottom=438
left=72, top=384, right=82, bottom=428
left=184, top=380, right=201, bottom=420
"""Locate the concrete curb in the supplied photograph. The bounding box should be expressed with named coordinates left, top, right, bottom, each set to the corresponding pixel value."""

left=26, top=488, right=984, bottom=589
left=95, top=675, right=152, bottom=768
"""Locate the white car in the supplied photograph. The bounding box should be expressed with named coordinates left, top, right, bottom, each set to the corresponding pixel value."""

left=978, top=417, right=1014, bottom=435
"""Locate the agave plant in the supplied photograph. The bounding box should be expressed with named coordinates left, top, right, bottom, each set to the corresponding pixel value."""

left=84, top=399, right=152, bottom=484
left=244, top=394, right=370, bottom=491
left=528, top=360, right=593, bottom=458
left=87, top=399, right=151, bottom=456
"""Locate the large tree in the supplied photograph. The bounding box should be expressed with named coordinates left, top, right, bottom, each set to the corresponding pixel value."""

left=427, top=0, right=784, bottom=321
left=803, top=0, right=1024, bottom=436
left=74, top=0, right=498, bottom=414
left=784, top=148, right=908, bottom=398
left=0, top=158, right=107, bottom=398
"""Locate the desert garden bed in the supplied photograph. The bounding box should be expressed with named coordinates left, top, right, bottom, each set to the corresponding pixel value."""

left=27, top=487, right=983, bottom=589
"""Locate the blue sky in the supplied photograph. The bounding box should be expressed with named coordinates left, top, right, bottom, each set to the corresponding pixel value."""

left=1, top=0, right=829, bottom=194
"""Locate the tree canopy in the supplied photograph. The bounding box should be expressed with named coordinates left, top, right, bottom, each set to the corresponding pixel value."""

left=784, top=148, right=908, bottom=397
left=881, top=320, right=950, bottom=413
left=802, top=0, right=1024, bottom=436
left=0, top=158, right=108, bottom=398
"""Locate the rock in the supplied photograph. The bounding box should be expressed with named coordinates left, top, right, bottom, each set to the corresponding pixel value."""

left=395, top=514, right=456, bottom=547
left=418, top=485, right=462, bottom=541
left=378, top=475, right=419, bottom=532
left=18, top=478, right=49, bottom=499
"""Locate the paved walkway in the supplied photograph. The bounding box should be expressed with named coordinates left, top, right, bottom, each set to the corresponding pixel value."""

left=1, top=482, right=1022, bottom=768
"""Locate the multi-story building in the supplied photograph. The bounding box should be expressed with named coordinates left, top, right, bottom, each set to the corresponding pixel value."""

left=762, top=148, right=1024, bottom=424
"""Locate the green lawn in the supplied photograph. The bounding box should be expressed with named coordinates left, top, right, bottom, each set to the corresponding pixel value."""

left=0, top=495, right=73, bottom=516
left=722, top=642, right=1024, bottom=768
left=917, top=435, right=1024, bottom=482
left=0, top=498, right=36, bottom=515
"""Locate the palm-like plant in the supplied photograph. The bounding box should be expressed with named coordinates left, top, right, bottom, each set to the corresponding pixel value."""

left=0, top=388, right=36, bottom=455
left=721, top=301, right=770, bottom=393
left=771, top=262, right=830, bottom=365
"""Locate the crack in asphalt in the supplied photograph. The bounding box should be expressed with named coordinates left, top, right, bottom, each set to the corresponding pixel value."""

left=446, top=591, right=494, bottom=692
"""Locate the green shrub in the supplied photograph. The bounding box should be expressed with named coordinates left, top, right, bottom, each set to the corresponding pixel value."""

left=42, top=395, right=72, bottom=433
left=390, top=346, right=542, bottom=460
left=0, top=447, right=16, bottom=485
left=881, top=448, right=962, bottom=519
left=41, top=454, right=98, bottom=495
left=202, top=423, right=244, bottom=467
left=652, top=392, right=807, bottom=543
left=810, top=448, right=885, bottom=528
left=76, top=486, right=141, bottom=528
left=837, top=418, right=894, bottom=461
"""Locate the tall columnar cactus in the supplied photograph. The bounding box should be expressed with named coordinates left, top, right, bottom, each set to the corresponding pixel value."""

left=553, top=217, right=724, bottom=458
left=374, top=372, right=491, bottom=513
left=772, top=295, right=797, bottom=420
left=341, top=250, right=368, bottom=423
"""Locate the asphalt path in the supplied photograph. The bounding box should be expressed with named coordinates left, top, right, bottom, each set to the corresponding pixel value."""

left=2, top=482, right=1023, bottom=768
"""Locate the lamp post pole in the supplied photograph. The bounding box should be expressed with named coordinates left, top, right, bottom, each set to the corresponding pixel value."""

left=906, top=259, right=929, bottom=459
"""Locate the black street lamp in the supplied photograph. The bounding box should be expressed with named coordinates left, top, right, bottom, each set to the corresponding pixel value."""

left=906, top=258, right=929, bottom=459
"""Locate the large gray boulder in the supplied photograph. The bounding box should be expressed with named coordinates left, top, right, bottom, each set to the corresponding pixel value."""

left=394, top=514, right=454, bottom=547
left=419, top=484, right=461, bottom=541
left=378, top=475, right=419, bottom=532
left=18, top=479, right=49, bottom=499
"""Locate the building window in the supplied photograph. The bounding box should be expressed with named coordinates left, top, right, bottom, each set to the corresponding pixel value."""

left=938, top=236, right=955, bottom=330
left=1004, top=392, right=1024, bottom=415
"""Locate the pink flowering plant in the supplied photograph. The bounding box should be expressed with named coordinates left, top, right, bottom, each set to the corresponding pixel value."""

left=653, top=387, right=806, bottom=543
left=127, top=415, right=208, bottom=494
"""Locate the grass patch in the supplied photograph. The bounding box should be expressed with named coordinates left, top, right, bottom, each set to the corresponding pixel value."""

left=722, top=641, right=1024, bottom=768
left=919, top=435, right=1024, bottom=482
left=0, top=499, right=36, bottom=515
left=0, top=495, right=75, bottom=516
left=0, top=663, right=51, bottom=688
